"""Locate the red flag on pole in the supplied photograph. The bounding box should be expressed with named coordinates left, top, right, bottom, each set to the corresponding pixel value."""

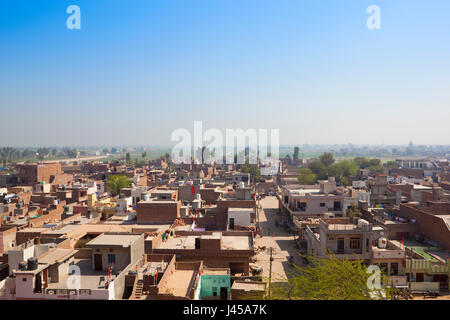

left=192, top=185, right=195, bottom=195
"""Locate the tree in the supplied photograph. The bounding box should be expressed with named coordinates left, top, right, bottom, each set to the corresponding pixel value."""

left=328, top=160, right=358, bottom=186
left=126, top=152, right=131, bottom=163
left=385, top=161, right=398, bottom=169
left=270, top=253, right=393, bottom=300
left=319, top=152, right=335, bottom=167
left=297, top=168, right=317, bottom=185
left=37, top=147, right=50, bottom=159
left=107, top=175, right=131, bottom=196
left=346, top=206, right=362, bottom=222
left=134, top=159, right=146, bottom=168
left=308, top=160, right=327, bottom=180
left=368, top=164, right=384, bottom=173
left=64, top=148, right=77, bottom=158
left=241, top=164, right=261, bottom=183
left=354, top=157, right=367, bottom=168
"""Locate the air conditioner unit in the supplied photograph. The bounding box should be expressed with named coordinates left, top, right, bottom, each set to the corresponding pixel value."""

left=47, top=290, right=55, bottom=295
left=69, top=290, right=77, bottom=295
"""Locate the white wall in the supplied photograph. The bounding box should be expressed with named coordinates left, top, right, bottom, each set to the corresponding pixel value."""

left=8, top=246, right=34, bottom=275
left=228, top=210, right=251, bottom=227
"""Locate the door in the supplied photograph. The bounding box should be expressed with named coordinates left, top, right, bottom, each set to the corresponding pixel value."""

left=220, top=287, right=228, bottom=300
left=94, top=254, right=103, bottom=271
left=337, top=239, right=345, bottom=254
left=416, top=273, right=424, bottom=282
left=229, top=218, right=235, bottom=230
left=43, top=268, right=48, bottom=289
left=434, top=275, right=448, bottom=290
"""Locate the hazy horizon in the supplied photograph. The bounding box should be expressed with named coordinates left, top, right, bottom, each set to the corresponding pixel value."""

left=2, top=143, right=450, bottom=149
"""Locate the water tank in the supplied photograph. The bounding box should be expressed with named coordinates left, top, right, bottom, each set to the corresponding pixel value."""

left=357, top=219, right=369, bottom=226
left=378, top=237, right=387, bottom=249
left=143, top=194, right=150, bottom=201
left=239, top=182, right=245, bottom=189
left=53, top=200, right=59, bottom=206
left=195, top=193, right=201, bottom=201
left=27, top=257, right=38, bottom=270
left=18, top=261, right=27, bottom=271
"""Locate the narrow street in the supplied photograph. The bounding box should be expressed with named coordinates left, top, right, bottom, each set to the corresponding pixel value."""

left=253, top=196, right=305, bottom=282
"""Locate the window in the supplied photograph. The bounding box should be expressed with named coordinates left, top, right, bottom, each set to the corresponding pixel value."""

left=320, top=203, right=325, bottom=207
left=390, top=263, right=399, bottom=276
left=350, top=238, right=361, bottom=249
left=297, top=202, right=307, bottom=211
left=212, top=287, right=217, bottom=296
left=379, top=263, right=388, bottom=273
left=22, top=278, right=27, bottom=282
left=333, top=201, right=341, bottom=211
left=107, top=254, right=116, bottom=264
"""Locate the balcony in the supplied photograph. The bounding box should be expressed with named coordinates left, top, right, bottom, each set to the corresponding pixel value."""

left=406, top=259, right=449, bottom=274
left=387, top=276, right=408, bottom=287
left=328, top=248, right=363, bottom=256
left=372, top=247, right=405, bottom=260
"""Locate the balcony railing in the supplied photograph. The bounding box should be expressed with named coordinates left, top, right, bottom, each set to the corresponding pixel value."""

left=372, top=249, right=405, bottom=260
left=406, top=259, right=449, bottom=273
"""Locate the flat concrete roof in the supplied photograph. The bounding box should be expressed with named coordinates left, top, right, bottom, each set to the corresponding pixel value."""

left=86, top=233, right=141, bottom=248
left=202, top=268, right=229, bottom=275
left=157, top=234, right=252, bottom=250
left=163, top=270, right=195, bottom=297
left=14, top=248, right=76, bottom=275
left=39, top=248, right=75, bottom=264
left=139, top=200, right=177, bottom=204
left=232, top=281, right=265, bottom=291
left=43, top=224, right=81, bottom=235
left=222, top=236, right=252, bottom=250
left=228, top=208, right=254, bottom=213
left=17, top=227, right=47, bottom=233
left=47, top=259, right=114, bottom=290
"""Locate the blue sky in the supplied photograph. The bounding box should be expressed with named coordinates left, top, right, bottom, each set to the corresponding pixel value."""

left=1, top=0, right=449, bottom=147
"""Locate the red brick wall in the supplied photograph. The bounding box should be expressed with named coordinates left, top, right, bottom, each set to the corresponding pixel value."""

left=399, top=204, right=450, bottom=250
left=199, top=189, right=221, bottom=204
left=137, top=201, right=180, bottom=224
left=217, top=200, right=256, bottom=208
left=28, top=203, right=65, bottom=228
left=390, top=168, right=424, bottom=179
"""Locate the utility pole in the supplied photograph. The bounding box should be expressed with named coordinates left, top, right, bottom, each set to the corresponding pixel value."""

left=268, top=247, right=273, bottom=298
